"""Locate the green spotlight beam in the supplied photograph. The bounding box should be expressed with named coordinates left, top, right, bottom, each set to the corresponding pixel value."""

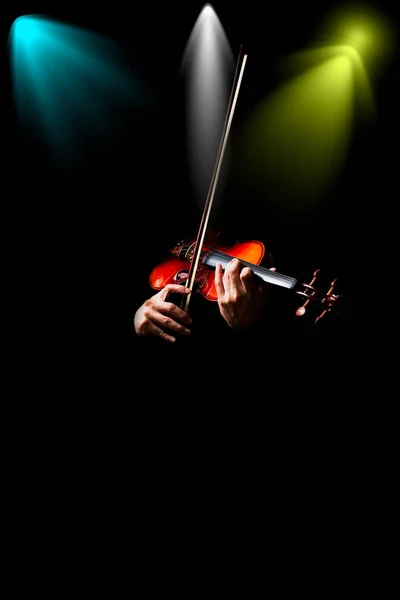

left=280, top=45, right=375, bottom=120
left=239, top=52, right=357, bottom=208
left=8, top=14, right=154, bottom=166
left=236, top=4, right=396, bottom=210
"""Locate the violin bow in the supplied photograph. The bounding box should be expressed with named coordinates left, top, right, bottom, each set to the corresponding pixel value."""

left=183, top=45, right=248, bottom=313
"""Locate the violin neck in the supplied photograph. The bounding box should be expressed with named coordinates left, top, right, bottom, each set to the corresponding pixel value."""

left=202, top=249, right=298, bottom=290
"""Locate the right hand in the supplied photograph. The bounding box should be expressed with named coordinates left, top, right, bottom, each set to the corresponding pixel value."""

left=133, top=284, right=193, bottom=343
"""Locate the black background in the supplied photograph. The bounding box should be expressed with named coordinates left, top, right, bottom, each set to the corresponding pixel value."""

left=3, top=1, right=399, bottom=575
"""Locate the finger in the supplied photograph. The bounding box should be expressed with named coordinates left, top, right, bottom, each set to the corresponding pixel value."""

left=157, top=326, right=177, bottom=343
left=154, top=295, right=192, bottom=331
left=223, top=258, right=241, bottom=285
left=224, top=258, right=251, bottom=293
left=152, top=308, right=192, bottom=338
left=162, top=301, right=193, bottom=326
left=148, top=287, right=190, bottom=328
left=223, top=258, right=241, bottom=276
left=239, top=266, right=258, bottom=294
left=214, top=263, right=225, bottom=297
left=159, top=284, right=191, bottom=302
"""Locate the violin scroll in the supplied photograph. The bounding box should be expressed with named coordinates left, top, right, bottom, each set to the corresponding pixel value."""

left=295, top=269, right=340, bottom=324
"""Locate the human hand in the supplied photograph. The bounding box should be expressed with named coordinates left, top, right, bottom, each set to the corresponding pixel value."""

left=133, top=284, right=193, bottom=343
left=214, top=259, right=275, bottom=329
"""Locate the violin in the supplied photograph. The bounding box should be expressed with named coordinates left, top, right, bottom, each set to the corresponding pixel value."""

left=149, top=232, right=340, bottom=324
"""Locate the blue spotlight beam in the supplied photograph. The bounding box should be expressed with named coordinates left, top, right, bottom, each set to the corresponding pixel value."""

left=8, top=14, right=154, bottom=166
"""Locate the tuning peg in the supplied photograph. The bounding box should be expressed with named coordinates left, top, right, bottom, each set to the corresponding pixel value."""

left=295, top=269, right=320, bottom=317
left=314, top=279, right=338, bottom=323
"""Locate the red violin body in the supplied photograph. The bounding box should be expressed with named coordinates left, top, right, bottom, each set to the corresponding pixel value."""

left=149, top=235, right=272, bottom=302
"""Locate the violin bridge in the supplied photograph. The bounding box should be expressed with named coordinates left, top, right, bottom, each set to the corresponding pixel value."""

left=170, top=241, right=189, bottom=260
left=169, top=241, right=196, bottom=261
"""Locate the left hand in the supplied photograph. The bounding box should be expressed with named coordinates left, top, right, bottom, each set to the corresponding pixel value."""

left=214, top=258, right=274, bottom=329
